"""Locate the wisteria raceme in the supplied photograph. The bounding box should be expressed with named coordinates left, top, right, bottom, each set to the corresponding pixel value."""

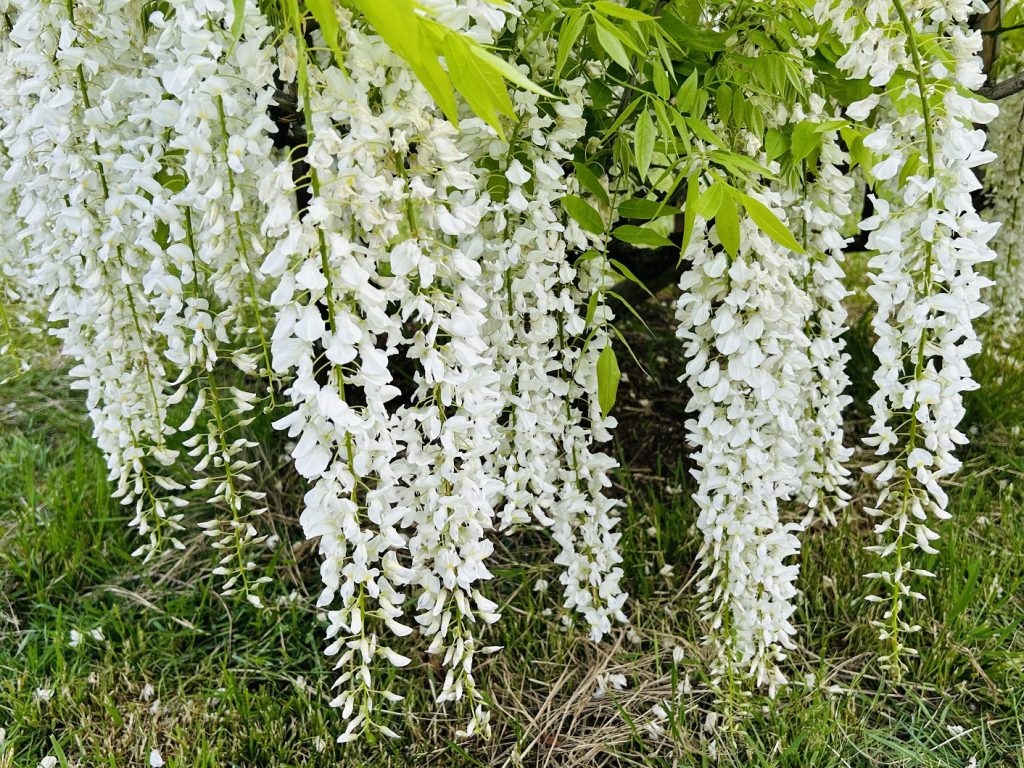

left=263, top=1, right=609, bottom=739
left=782, top=97, right=855, bottom=525
left=820, top=0, right=999, bottom=668
left=264, top=15, right=502, bottom=739
left=673, top=23, right=856, bottom=692
left=143, top=0, right=279, bottom=600
left=468, top=32, right=627, bottom=643
left=0, top=0, right=1015, bottom=747
left=2, top=0, right=186, bottom=556
left=984, top=90, right=1024, bottom=337
left=676, top=187, right=813, bottom=693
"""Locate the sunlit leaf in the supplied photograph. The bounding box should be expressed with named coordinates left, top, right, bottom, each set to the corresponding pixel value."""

left=612, top=225, right=674, bottom=249
left=596, top=345, right=620, bottom=417
left=731, top=189, right=804, bottom=253
left=634, top=109, right=655, bottom=181
left=562, top=195, right=605, bottom=234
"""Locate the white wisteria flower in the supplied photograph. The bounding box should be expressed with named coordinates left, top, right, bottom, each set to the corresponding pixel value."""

left=819, top=0, right=998, bottom=670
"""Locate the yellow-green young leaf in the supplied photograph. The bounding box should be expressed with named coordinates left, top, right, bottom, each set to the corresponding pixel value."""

left=561, top=195, right=605, bottom=234
left=351, top=0, right=459, bottom=124
left=716, top=193, right=739, bottom=257
left=634, top=109, right=655, bottom=181
left=841, top=125, right=870, bottom=169
left=468, top=44, right=556, bottom=98
left=231, top=0, right=245, bottom=39
left=307, top=0, right=343, bottom=62
left=593, top=0, right=656, bottom=20
left=596, top=345, right=620, bottom=418
left=594, top=13, right=645, bottom=55
left=675, top=70, right=698, bottom=113
left=556, top=10, right=588, bottom=80
left=765, top=128, right=786, bottom=161
left=791, top=120, right=819, bottom=163
left=612, top=225, right=674, bottom=249
left=695, top=180, right=723, bottom=220
left=653, top=61, right=670, bottom=99
left=680, top=171, right=699, bottom=257
left=442, top=32, right=513, bottom=136
left=732, top=190, right=804, bottom=253
left=594, top=20, right=632, bottom=71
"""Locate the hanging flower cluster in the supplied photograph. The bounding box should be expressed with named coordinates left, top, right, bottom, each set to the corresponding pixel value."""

left=673, top=24, right=857, bottom=693
left=472, top=39, right=627, bottom=646
left=983, top=90, right=1024, bottom=338
left=0, top=0, right=280, bottom=590
left=257, top=0, right=625, bottom=740
left=265, top=8, right=512, bottom=739
left=819, top=0, right=998, bottom=670
left=0, top=0, right=1013, bottom=745
left=782, top=98, right=856, bottom=526
left=676, top=191, right=813, bottom=692
left=2, top=0, right=184, bottom=556
left=150, top=0, right=280, bottom=599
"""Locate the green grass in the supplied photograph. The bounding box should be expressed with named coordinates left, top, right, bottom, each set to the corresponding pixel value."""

left=0, top=328, right=1023, bottom=767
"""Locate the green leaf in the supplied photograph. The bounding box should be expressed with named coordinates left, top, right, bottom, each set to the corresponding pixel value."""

left=584, top=291, right=600, bottom=328
left=609, top=324, right=647, bottom=376
left=594, top=13, right=646, bottom=55
left=467, top=43, right=557, bottom=98
left=716, top=83, right=733, bottom=124
left=612, top=225, right=675, bottom=249
left=715, top=193, right=739, bottom=257
left=351, top=0, right=459, bottom=124
left=732, top=189, right=804, bottom=253
left=599, top=96, right=642, bottom=144
left=653, top=61, right=670, bottom=100
left=594, top=19, right=632, bottom=71
left=617, top=197, right=681, bottom=219
left=898, top=152, right=921, bottom=188
left=791, top=120, right=820, bottom=163
left=156, top=169, right=187, bottom=194
left=634, top=109, right=655, bottom=181
left=609, top=258, right=656, bottom=298
left=695, top=180, right=723, bottom=220
left=443, top=32, right=513, bottom=137
left=596, top=345, right=620, bottom=418
left=607, top=289, right=654, bottom=332
left=593, top=1, right=656, bottom=21
left=556, top=10, right=588, bottom=80
left=707, top=150, right=771, bottom=178
left=307, top=0, right=343, bottom=62
left=561, top=195, right=605, bottom=234
left=675, top=70, right=698, bottom=113
left=765, top=128, right=786, bottom=162
left=680, top=171, right=699, bottom=256
left=684, top=117, right=724, bottom=148
left=573, top=161, right=610, bottom=206
left=231, top=0, right=245, bottom=40
left=841, top=125, right=869, bottom=170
